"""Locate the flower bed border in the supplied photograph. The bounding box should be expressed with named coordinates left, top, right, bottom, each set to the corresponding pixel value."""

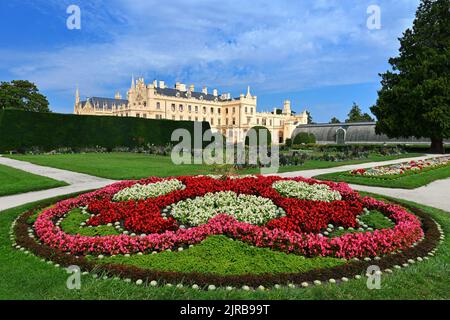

left=13, top=200, right=441, bottom=288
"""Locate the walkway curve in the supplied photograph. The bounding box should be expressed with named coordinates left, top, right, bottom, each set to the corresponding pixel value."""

left=275, top=154, right=450, bottom=212
left=0, top=156, right=116, bottom=211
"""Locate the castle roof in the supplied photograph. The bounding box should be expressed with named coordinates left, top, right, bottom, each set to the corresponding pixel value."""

left=155, top=87, right=234, bottom=102
left=81, top=97, right=128, bottom=110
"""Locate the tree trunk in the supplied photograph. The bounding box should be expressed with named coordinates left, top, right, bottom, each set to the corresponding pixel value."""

left=430, top=138, right=444, bottom=154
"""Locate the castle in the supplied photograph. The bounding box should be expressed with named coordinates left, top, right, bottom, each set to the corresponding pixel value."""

left=74, top=77, right=308, bottom=143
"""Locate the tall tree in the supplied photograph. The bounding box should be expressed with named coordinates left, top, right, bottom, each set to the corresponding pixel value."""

left=306, top=111, right=315, bottom=124
left=329, top=117, right=341, bottom=124
left=371, top=0, right=449, bottom=153
left=346, top=102, right=374, bottom=123
left=0, top=80, right=50, bottom=112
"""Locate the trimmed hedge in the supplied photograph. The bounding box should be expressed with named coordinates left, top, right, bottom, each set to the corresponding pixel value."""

left=244, top=126, right=272, bottom=146
left=0, top=109, right=210, bottom=152
left=293, top=132, right=316, bottom=145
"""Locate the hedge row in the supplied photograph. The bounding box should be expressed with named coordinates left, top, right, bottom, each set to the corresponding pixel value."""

left=0, top=109, right=211, bottom=152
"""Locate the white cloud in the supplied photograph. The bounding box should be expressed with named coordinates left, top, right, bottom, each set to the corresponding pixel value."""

left=1, top=0, right=419, bottom=110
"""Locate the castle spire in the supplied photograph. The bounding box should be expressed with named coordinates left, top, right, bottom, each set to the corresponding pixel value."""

left=246, top=85, right=251, bottom=98
left=131, top=74, right=135, bottom=89
left=75, top=84, right=80, bottom=104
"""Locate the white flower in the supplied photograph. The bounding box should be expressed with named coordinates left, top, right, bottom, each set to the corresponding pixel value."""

left=150, top=280, right=158, bottom=286
left=208, top=285, right=216, bottom=291
left=112, top=179, right=184, bottom=201
left=272, top=180, right=342, bottom=202
left=136, top=279, right=143, bottom=285
left=171, top=191, right=281, bottom=226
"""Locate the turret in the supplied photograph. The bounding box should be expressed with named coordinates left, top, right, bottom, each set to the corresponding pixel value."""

left=283, top=100, right=291, bottom=115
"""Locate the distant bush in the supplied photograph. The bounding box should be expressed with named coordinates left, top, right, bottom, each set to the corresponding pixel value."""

left=293, top=132, right=316, bottom=145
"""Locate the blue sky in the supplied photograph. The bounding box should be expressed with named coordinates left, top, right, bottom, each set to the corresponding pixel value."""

left=0, top=0, right=420, bottom=122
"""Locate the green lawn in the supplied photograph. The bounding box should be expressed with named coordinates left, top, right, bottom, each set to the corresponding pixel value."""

left=4, top=152, right=424, bottom=180
left=0, top=164, right=67, bottom=197
left=1, top=193, right=449, bottom=299
left=314, top=164, right=450, bottom=189
left=93, top=236, right=345, bottom=276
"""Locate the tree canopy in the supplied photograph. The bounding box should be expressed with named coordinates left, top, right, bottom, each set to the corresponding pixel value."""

left=329, top=117, right=341, bottom=124
left=0, top=80, right=50, bottom=113
left=370, top=0, right=449, bottom=153
left=306, top=111, right=315, bottom=124
left=345, top=103, right=374, bottom=123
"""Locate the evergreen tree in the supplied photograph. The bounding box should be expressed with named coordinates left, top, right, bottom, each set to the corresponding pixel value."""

left=346, top=102, right=374, bottom=123
left=329, top=117, right=341, bottom=124
left=371, top=0, right=449, bottom=153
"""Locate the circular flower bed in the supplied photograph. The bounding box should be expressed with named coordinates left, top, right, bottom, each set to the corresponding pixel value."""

left=31, top=175, right=423, bottom=259
left=12, top=174, right=442, bottom=290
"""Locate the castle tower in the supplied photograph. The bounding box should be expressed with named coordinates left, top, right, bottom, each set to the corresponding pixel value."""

left=283, top=100, right=291, bottom=115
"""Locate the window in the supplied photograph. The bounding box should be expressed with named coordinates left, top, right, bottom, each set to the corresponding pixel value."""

left=262, top=118, right=267, bottom=125
left=188, top=116, right=192, bottom=121
left=232, top=118, right=236, bottom=125
left=270, top=119, right=272, bottom=126
left=156, top=102, right=161, bottom=109
left=251, top=108, right=253, bottom=113
left=245, top=107, right=248, bottom=113
left=218, top=119, right=221, bottom=125
left=180, top=116, right=184, bottom=120
left=195, top=117, right=198, bottom=121
left=179, top=104, right=184, bottom=112
left=136, top=113, right=140, bottom=118
left=226, top=118, right=229, bottom=125
left=211, top=118, right=214, bottom=125
left=203, top=106, right=206, bottom=114
left=203, top=117, right=206, bottom=121
left=226, top=108, right=229, bottom=114
left=171, top=104, right=176, bottom=112
left=195, top=106, right=199, bottom=113
left=172, top=115, right=175, bottom=120
left=232, top=107, right=235, bottom=114
left=247, top=117, right=251, bottom=124
left=211, top=107, right=214, bottom=114
left=188, top=105, right=192, bottom=113
left=143, top=114, right=147, bottom=118
left=218, top=108, right=221, bottom=114
left=257, top=118, right=260, bottom=125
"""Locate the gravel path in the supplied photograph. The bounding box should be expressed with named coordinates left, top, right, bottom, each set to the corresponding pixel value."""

left=0, top=156, right=116, bottom=211
left=275, top=154, right=450, bottom=212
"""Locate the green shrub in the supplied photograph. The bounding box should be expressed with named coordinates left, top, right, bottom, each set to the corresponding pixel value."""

left=0, top=109, right=211, bottom=153
left=244, top=126, right=272, bottom=146
left=293, top=132, right=316, bottom=145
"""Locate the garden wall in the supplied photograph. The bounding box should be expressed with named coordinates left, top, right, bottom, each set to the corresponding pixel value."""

left=0, top=109, right=211, bottom=152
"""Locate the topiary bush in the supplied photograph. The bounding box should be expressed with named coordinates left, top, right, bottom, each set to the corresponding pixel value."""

left=293, top=132, right=316, bottom=145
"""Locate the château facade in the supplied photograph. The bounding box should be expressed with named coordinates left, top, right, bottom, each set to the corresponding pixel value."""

left=74, top=77, right=308, bottom=143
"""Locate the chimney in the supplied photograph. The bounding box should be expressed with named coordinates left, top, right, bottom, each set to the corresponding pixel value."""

left=202, top=86, right=208, bottom=95
left=153, top=79, right=157, bottom=88
left=159, top=81, right=165, bottom=89
left=213, top=89, right=218, bottom=97
left=189, top=84, right=195, bottom=92
left=179, top=83, right=187, bottom=91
